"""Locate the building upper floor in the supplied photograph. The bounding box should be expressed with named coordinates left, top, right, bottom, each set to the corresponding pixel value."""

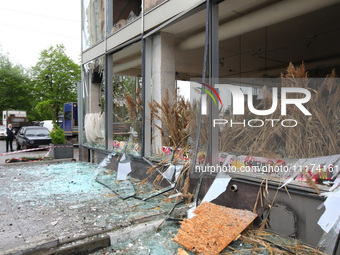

left=82, top=0, right=340, bottom=79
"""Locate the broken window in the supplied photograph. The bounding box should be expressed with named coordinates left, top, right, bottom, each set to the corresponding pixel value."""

left=109, top=0, right=142, bottom=35
left=82, top=56, right=106, bottom=149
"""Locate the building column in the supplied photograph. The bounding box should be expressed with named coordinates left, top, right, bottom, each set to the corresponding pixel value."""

left=150, top=32, right=176, bottom=154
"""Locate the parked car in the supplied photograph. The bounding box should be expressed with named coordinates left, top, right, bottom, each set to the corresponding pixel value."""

left=0, top=126, right=6, bottom=139
left=39, top=120, right=54, bottom=132
left=16, top=126, right=52, bottom=150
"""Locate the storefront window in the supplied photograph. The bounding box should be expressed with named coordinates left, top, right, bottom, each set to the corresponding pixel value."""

left=111, top=46, right=142, bottom=156
left=111, top=75, right=142, bottom=156
left=82, top=56, right=106, bottom=148
left=216, top=77, right=339, bottom=188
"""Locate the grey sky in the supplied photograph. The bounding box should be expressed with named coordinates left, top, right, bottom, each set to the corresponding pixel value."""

left=0, top=0, right=81, bottom=68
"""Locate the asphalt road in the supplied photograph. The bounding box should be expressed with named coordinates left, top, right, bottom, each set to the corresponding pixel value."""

left=0, top=139, right=78, bottom=164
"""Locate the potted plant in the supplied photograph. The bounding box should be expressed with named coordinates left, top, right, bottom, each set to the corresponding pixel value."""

left=49, top=124, right=74, bottom=159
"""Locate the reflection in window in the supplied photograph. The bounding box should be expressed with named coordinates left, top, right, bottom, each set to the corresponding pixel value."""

left=110, top=0, right=141, bottom=34
left=64, top=111, right=72, bottom=121
left=82, top=56, right=106, bottom=148
left=216, top=74, right=340, bottom=189
left=26, top=129, right=49, bottom=136
left=82, top=0, right=105, bottom=51
left=111, top=43, right=142, bottom=155
left=112, top=75, right=142, bottom=156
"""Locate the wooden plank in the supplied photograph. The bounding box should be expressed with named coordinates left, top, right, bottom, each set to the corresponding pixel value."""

left=177, top=248, right=190, bottom=255
left=173, top=201, right=257, bottom=255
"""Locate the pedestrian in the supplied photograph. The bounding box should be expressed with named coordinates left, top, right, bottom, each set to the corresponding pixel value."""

left=5, top=124, right=15, bottom=152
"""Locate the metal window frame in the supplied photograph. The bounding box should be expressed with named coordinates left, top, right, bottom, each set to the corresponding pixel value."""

left=208, top=0, right=219, bottom=167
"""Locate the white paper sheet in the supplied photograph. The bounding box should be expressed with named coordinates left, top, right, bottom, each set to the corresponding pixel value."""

left=202, top=172, right=231, bottom=203
left=318, top=189, right=340, bottom=233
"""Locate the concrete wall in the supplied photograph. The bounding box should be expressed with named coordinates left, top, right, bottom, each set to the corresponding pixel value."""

left=150, top=32, right=176, bottom=154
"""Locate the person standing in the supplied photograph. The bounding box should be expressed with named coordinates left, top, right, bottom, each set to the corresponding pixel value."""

left=5, top=124, right=15, bottom=152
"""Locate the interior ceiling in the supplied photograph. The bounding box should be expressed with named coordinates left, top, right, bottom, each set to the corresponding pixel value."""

left=218, top=1, right=340, bottom=78
left=164, top=0, right=278, bottom=39
left=171, top=0, right=340, bottom=79
left=115, top=0, right=340, bottom=79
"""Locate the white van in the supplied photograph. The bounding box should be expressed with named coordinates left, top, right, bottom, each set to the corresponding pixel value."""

left=40, top=120, right=54, bottom=132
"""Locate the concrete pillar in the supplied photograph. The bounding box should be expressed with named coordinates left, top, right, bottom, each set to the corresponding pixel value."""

left=150, top=32, right=176, bottom=154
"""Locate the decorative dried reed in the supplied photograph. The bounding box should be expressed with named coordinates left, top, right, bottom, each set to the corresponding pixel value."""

left=219, top=63, right=340, bottom=158
left=148, top=90, right=191, bottom=148
left=125, top=82, right=142, bottom=134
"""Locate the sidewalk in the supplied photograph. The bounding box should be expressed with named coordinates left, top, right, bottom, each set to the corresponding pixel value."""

left=0, top=160, right=183, bottom=255
left=0, top=146, right=79, bottom=165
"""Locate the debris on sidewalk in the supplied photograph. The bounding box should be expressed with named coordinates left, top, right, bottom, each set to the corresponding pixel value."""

left=90, top=221, right=182, bottom=255
left=224, top=229, right=327, bottom=255
left=0, top=161, right=184, bottom=254
left=173, top=201, right=257, bottom=255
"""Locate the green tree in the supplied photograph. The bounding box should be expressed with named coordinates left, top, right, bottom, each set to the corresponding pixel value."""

left=31, top=44, right=80, bottom=121
left=0, top=52, right=33, bottom=121
left=35, top=100, right=54, bottom=120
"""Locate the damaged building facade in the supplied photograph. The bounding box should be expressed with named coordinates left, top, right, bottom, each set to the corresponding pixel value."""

left=80, top=0, right=340, bottom=254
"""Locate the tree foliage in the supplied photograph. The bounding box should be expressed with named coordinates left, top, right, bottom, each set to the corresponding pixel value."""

left=35, top=100, right=54, bottom=120
left=0, top=52, right=32, bottom=120
left=31, top=44, right=80, bottom=121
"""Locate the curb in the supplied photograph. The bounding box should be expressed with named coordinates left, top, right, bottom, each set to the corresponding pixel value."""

left=0, top=145, right=73, bottom=157
left=1, top=207, right=188, bottom=255
left=0, top=158, right=75, bottom=167
left=2, top=234, right=110, bottom=255
left=2, top=237, right=59, bottom=255
left=35, top=234, right=111, bottom=255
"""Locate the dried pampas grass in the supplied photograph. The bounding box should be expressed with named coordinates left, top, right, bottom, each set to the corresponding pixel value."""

left=219, top=62, right=340, bottom=158
left=148, top=89, right=191, bottom=148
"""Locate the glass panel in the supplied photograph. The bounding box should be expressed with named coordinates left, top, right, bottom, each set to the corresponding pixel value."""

left=82, top=56, right=106, bottom=148
left=215, top=77, right=340, bottom=189
left=109, top=0, right=142, bottom=35
left=82, top=0, right=105, bottom=51
left=25, top=128, right=49, bottom=136
left=189, top=80, right=210, bottom=178
left=112, top=45, right=142, bottom=156
left=64, top=111, right=72, bottom=121
left=110, top=75, right=142, bottom=156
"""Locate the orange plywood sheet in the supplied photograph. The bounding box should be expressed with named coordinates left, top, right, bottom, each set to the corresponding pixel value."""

left=173, top=201, right=257, bottom=255
left=177, top=248, right=190, bottom=255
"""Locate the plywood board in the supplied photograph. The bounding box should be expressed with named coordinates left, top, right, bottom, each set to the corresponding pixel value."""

left=173, top=201, right=257, bottom=255
left=177, top=248, right=190, bottom=255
